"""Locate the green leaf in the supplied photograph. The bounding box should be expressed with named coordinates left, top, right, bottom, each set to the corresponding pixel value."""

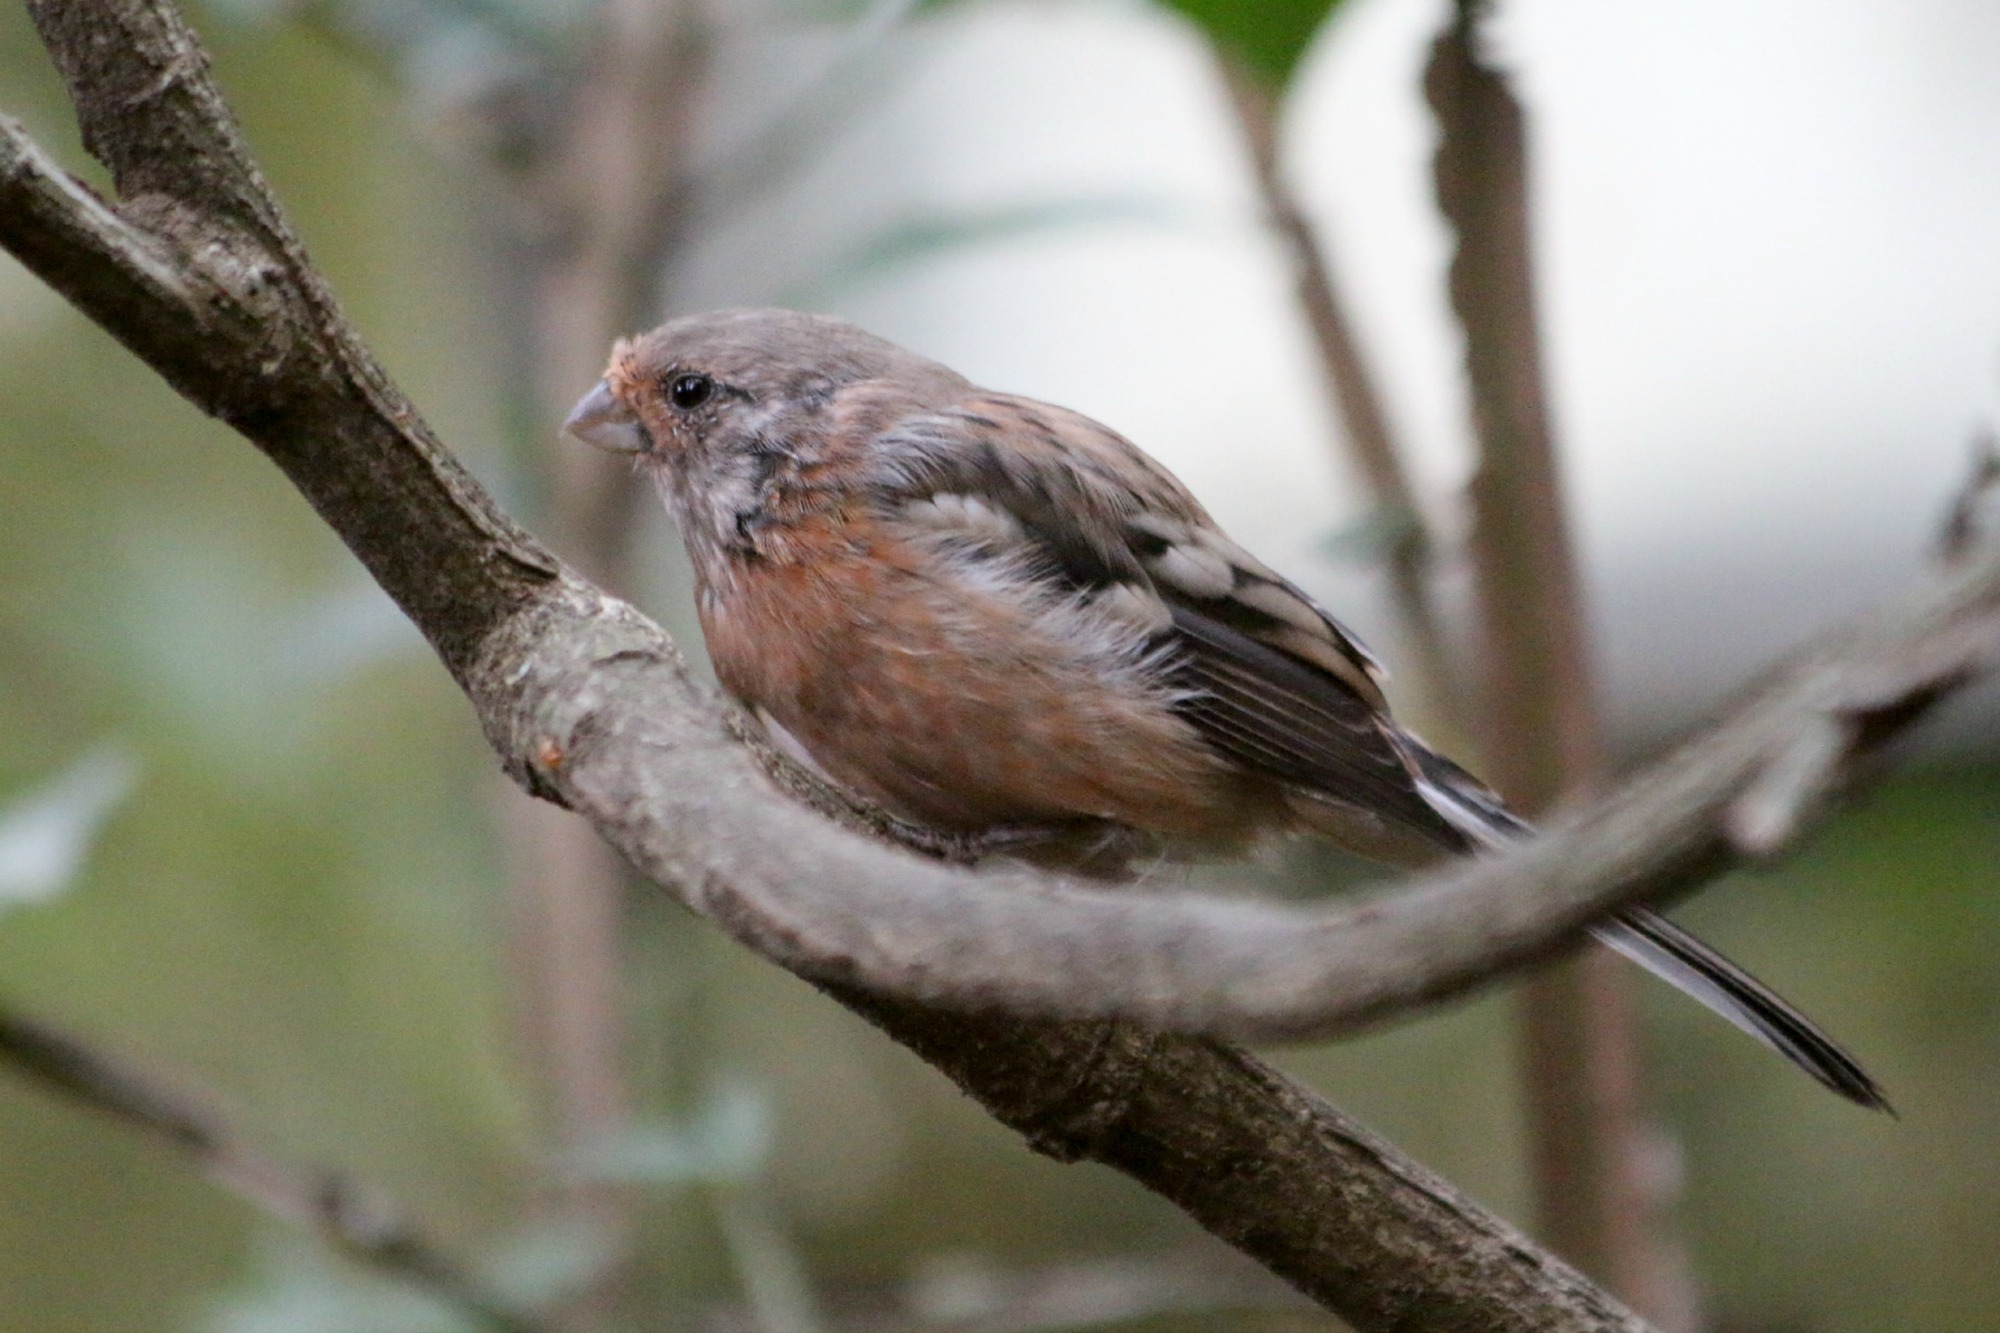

left=1159, top=0, right=1348, bottom=90
left=0, top=747, right=138, bottom=914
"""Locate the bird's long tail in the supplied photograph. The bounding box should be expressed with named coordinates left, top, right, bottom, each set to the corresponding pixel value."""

left=1405, top=742, right=1891, bottom=1112
left=1591, top=907, right=1888, bottom=1109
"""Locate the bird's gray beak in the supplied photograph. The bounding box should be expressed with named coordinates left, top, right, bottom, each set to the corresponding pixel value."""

left=563, top=380, right=650, bottom=455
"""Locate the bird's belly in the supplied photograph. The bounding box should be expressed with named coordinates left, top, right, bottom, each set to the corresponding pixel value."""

left=702, top=555, right=1262, bottom=841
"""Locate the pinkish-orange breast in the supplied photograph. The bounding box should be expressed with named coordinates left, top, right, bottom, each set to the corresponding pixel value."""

left=699, top=528, right=1265, bottom=844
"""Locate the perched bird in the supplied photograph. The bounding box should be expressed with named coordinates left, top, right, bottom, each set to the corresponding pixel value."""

left=565, top=307, right=1887, bottom=1110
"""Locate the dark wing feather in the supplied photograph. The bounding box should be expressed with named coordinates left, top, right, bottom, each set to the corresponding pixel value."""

left=1160, top=553, right=1895, bottom=1112
left=1166, top=604, right=1463, bottom=848
left=878, top=397, right=1461, bottom=841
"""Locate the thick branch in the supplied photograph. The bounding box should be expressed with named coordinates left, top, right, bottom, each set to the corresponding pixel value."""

left=0, top=1005, right=544, bottom=1333
left=4, top=13, right=1998, bottom=1059
left=4, top=3, right=1997, bottom=1327
left=835, top=995, right=1649, bottom=1333
left=464, top=568, right=1994, bottom=1041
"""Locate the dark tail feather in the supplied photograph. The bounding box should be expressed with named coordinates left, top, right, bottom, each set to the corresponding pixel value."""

left=1405, top=741, right=1892, bottom=1112
left=1594, top=908, right=1891, bottom=1111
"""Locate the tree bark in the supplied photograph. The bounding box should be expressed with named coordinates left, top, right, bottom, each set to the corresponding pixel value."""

left=6, top=4, right=1999, bottom=1328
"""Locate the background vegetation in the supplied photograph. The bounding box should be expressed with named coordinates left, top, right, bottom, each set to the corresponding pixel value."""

left=2, top=2, right=1996, bottom=1330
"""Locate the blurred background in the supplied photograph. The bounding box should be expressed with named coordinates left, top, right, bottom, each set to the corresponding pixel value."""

left=2, top=0, right=1997, bottom=1330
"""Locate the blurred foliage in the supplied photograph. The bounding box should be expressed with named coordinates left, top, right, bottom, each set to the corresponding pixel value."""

left=1157, top=0, right=1345, bottom=90
left=209, top=1237, right=485, bottom=1333
left=0, top=2, right=1997, bottom=1332
left=564, top=1079, right=772, bottom=1187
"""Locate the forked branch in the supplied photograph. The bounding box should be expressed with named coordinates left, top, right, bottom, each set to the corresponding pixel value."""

left=6, top=3, right=2000, bottom=1329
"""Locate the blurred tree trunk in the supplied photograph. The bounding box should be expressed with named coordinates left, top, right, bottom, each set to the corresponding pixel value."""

left=489, top=1, right=709, bottom=1326
left=1426, top=6, right=1698, bottom=1327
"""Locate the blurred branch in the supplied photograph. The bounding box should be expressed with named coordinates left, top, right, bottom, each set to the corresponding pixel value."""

left=1939, top=430, right=2000, bottom=564
left=6, top=2, right=2000, bottom=1327
left=693, top=0, right=919, bottom=225
left=1217, top=54, right=1457, bottom=719
left=1426, top=7, right=1688, bottom=1321
left=485, top=5, right=714, bottom=1325
left=525, top=0, right=708, bottom=585
left=0, top=1005, right=545, bottom=1333
left=1430, top=5, right=1595, bottom=802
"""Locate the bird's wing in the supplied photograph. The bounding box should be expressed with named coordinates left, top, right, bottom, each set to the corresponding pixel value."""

left=871, top=392, right=1464, bottom=848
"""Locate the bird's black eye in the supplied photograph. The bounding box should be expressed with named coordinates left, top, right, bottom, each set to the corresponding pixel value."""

left=668, top=372, right=714, bottom=411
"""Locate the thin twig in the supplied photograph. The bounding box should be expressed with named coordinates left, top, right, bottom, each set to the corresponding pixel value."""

left=0, top=1005, right=546, bottom=1333
left=1425, top=7, right=1692, bottom=1322
left=1216, top=54, right=1459, bottom=721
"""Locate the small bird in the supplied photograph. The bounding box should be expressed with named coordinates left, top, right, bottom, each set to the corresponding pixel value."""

left=565, top=307, right=1888, bottom=1110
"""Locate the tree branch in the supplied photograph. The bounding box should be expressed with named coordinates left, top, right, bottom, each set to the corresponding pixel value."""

left=0, top=1004, right=545, bottom=1333
left=1216, top=55, right=1458, bottom=718
left=5, top=3, right=1998, bottom=1328
left=4, top=0, right=1999, bottom=1056
left=460, top=568, right=1994, bottom=1042
left=1425, top=8, right=1684, bottom=1316
left=831, top=994, right=1650, bottom=1333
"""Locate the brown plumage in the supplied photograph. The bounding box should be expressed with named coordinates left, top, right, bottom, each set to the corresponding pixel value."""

left=566, top=307, right=1888, bottom=1111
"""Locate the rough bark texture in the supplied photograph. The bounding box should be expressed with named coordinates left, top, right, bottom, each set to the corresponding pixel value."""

left=835, top=994, right=1650, bottom=1333
left=6, top=3, right=2000, bottom=1329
